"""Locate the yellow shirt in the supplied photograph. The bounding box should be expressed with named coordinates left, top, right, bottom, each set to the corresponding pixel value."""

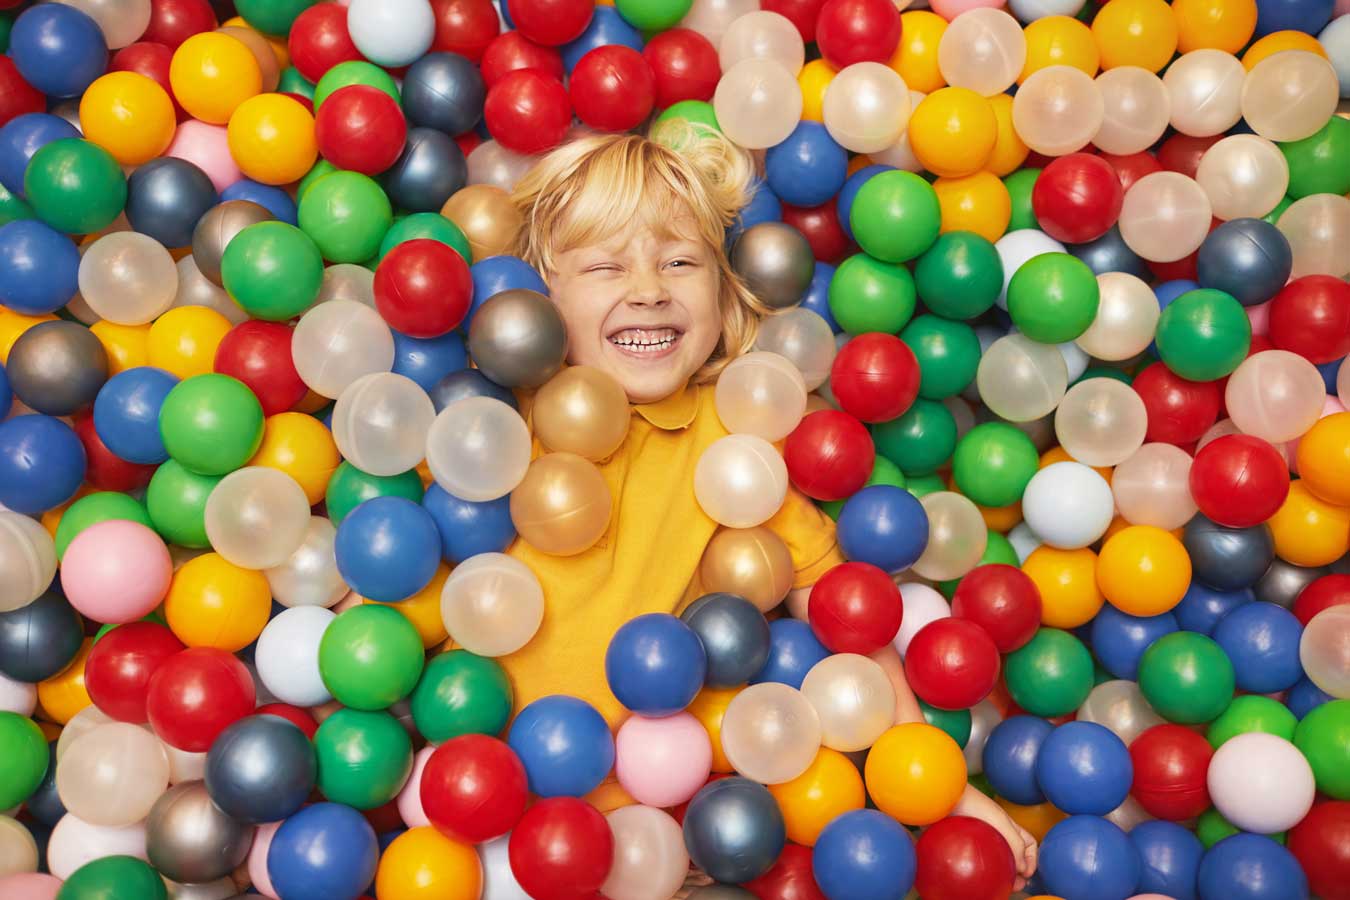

left=498, top=382, right=845, bottom=731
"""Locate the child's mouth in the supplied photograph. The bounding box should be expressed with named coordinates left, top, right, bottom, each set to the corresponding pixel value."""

left=608, top=327, right=683, bottom=359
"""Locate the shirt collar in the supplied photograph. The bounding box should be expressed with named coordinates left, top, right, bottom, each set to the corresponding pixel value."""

left=633, top=383, right=699, bottom=430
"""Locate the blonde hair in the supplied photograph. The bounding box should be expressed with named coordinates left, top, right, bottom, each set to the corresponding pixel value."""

left=510, top=118, right=774, bottom=384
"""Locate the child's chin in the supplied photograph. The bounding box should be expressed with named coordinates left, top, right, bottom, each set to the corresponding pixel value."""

left=610, top=360, right=691, bottom=404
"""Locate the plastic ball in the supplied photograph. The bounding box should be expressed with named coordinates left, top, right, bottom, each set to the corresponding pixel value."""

left=1280, top=192, right=1350, bottom=281
left=6, top=320, right=108, bottom=417
left=1021, top=461, right=1113, bottom=549
left=9, top=4, right=108, bottom=99
left=440, top=551, right=543, bottom=658
left=1032, top=153, right=1124, bottom=244
left=953, top=421, right=1038, bottom=508
left=819, top=62, right=911, bottom=156
left=202, top=465, right=309, bottom=570
left=1242, top=49, right=1339, bottom=143
left=169, top=32, right=261, bottom=124
left=1039, top=816, right=1142, bottom=900
left=202, top=714, right=314, bottom=826
left=975, top=332, right=1068, bottom=423
left=484, top=68, right=571, bottom=155
left=937, top=8, right=1026, bottom=97
left=864, top=722, right=966, bottom=825
left=312, top=707, right=413, bottom=810
left=268, top=802, right=379, bottom=900
left=1190, top=434, right=1290, bottom=528
left=417, top=733, right=526, bottom=844
left=213, top=321, right=306, bottom=416
left=811, top=809, right=916, bottom=900
left=145, top=646, right=254, bottom=752
left=346, top=0, right=435, bottom=67
left=56, top=857, right=164, bottom=900
left=1164, top=49, right=1245, bottom=138
left=905, top=618, right=1001, bottom=710
left=1155, top=288, right=1252, bottom=381
left=59, top=519, right=169, bottom=625
left=1226, top=349, right=1326, bottom=443
left=78, top=231, right=177, bottom=327
left=330, top=373, right=434, bottom=479
left=1004, top=627, right=1095, bottom=717
left=1271, top=276, right=1350, bottom=365
left=1302, top=604, right=1350, bottom=698
left=679, top=593, right=770, bottom=690
left=799, top=653, right=895, bottom=753
left=807, top=560, right=903, bottom=655
left=162, top=550, right=268, bottom=651
left=1207, top=731, right=1315, bottom=834
left=506, top=694, right=614, bottom=800
left=754, top=618, right=831, bottom=690
left=1093, top=66, right=1169, bottom=156
left=79, top=71, right=176, bottom=167
left=614, top=712, right=712, bottom=809
left=1035, top=720, right=1133, bottom=815
left=1011, top=64, right=1104, bottom=157
left=409, top=650, right=512, bottom=745
left=1288, top=801, right=1350, bottom=900
left=374, top=826, right=482, bottom=900
left=720, top=681, right=821, bottom=783
left=1111, top=443, right=1198, bottom=531
left=907, top=88, right=997, bottom=179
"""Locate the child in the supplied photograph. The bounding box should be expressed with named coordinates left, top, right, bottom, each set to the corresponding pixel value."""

left=500, top=118, right=1037, bottom=885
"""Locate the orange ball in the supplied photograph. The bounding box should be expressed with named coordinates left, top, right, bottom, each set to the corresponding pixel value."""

left=90, top=321, right=151, bottom=375
left=1172, top=0, right=1258, bottom=54
left=0, top=310, right=58, bottom=363
left=984, top=94, right=1029, bottom=177
left=227, top=93, right=318, bottom=185
left=147, top=306, right=233, bottom=378
left=1091, top=0, right=1179, bottom=72
left=798, top=59, right=837, bottom=124
left=890, top=10, right=948, bottom=94
left=248, top=412, right=341, bottom=505
left=1022, top=15, right=1100, bottom=82
left=934, top=171, right=1012, bottom=242
left=686, top=686, right=740, bottom=773
left=1095, top=525, right=1192, bottom=615
left=37, top=639, right=93, bottom=725
left=996, top=797, right=1068, bottom=843
left=366, top=565, right=451, bottom=649
left=1023, top=546, right=1104, bottom=628
left=1266, top=480, right=1350, bottom=567
left=79, top=72, right=178, bottom=166
left=1296, top=411, right=1350, bottom=507
left=863, top=723, right=966, bottom=826
left=164, top=552, right=271, bottom=652
left=1242, top=29, right=1328, bottom=70
left=907, top=87, right=998, bottom=178
left=767, top=747, right=866, bottom=846
left=170, top=32, right=263, bottom=125
left=374, top=826, right=482, bottom=900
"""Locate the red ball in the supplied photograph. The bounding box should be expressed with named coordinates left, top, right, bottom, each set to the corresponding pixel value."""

left=1157, top=134, right=1221, bottom=179
left=374, top=240, right=473, bottom=338
left=1293, top=574, right=1350, bottom=627
left=1189, top=433, right=1291, bottom=528
left=1099, top=150, right=1163, bottom=193
left=1032, top=153, right=1124, bottom=245
left=1128, top=723, right=1213, bottom=821
left=814, top=0, right=902, bottom=68
left=256, top=702, right=319, bottom=739
left=0, top=57, right=44, bottom=128
left=214, top=321, right=307, bottom=416
left=288, top=2, right=366, bottom=84
left=508, top=797, right=615, bottom=900
left=914, top=816, right=1016, bottom=900
left=784, top=409, right=875, bottom=501
left=642, top=28, right=720, bottom=108
left=509, top=0, right=594, bottom=46
left=744, top=843, right=827, bottom=900
left=808, top=561, right=903, bottom=655
left=950, top=564, right=1042, bottom=654
left=829, top=332, right=921, bottom=424
left=431, top=0, right=502, bottom=63
left=85, top=622, right=186, bottom=724
left=315, top=85, right=408, bottom=176
left=421, top=734, right=528, bottom=843
left=569, top=46, right=656, bottom=133
left=904, top=618, right=1001, bottom=711
left=1132, top=361, right=1223, bottom=445
left=143, top=0, right=216, bottom=48
left=110, top=42, right=185, bottom=120
left=146, top=647, right=256, bottom=752
left=72, top=413, right=155, bottom=493
left=1148, top=251, right=1199, bottom=283
left=782, top=200, right=851, bottom=265
left=1268, top=275, right=1350, bottom=365
left=484, top=68, right=572, bottom=155
left=480, top=31, right=564, bottom=88
left=763, top=0, right=830, bottom=42
left=1289, top=801, right=1350, bottom=900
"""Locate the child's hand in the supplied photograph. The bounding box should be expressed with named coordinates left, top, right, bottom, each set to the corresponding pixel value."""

left=951, top=784, right=1039, bottom=889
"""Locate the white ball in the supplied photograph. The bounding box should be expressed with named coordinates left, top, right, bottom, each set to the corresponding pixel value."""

left=994, top=230, right=1066, bottom=309
left=479, top=834, right=532, bottom=900
left=0, top=511, right=56, bottom=613
left=1207, top=732, right=1316, bottom=834
left=893, top=582, right=951, bottom=657
left=0, top=670, right=37, bottom=716
left=46, top=814, right=148, bottom=880
left=1022, top=462, right=1114, bottom=549
left=331, top=373, right=436, bottom=477
left=1321, top=15, right=1350, bottom=97
left=1007, top=0, right=1086, bottom=23
left=346, top=0, right=436, bottom=67
left=1007, top=521, right=1042, bottom=562
left=255, top=606, right=336, bottom=707
left=292, top=299, right=395, bottom=399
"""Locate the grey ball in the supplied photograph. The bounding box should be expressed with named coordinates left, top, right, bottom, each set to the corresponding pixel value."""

left=383, top=127, right=468, bottom=213
left=6, top=320, right=108, bottom=416
left=1254, top=558, right=1327, bottom=609
left=1183, top=515, right=1275, bottom=591
left=731, top=222, right=815, bottom=310
left=467, top=288, right=568, bottom=389
left=191, top=200, right=274, bottom=286
left=429, top=368, right=518, bottom=413
left=204, top=714, right=315, bottom=824
left=1068, top=225, right=1151, bottom=281
left=680, top=593, right=771, bottom=688
left=688, top=888, right=758, bottom=900
left=682, top=776, right=785, bottom=884
left=146, top=781, right=254, bottom=885
left=126, top=157, right=219, bottom=250
left=0, top=591, right=82, bottom=683
left=401, top=52, right=486, bottom=137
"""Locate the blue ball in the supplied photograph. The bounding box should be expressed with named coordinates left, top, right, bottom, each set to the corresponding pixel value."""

left=220, top=180, right=299, bottom=225
left=422, top=483, right=516, bottom=564
left=1286, top=675, right=1334, bottom=719
left=0, top=220, right=80, bottom=315
left=729, top=178, right=782, bottom=244
left=0, top=364, right=10, bottom=421
left=813, top=809, right=916, bottom=900
left=751, top=617, right=831, bottom=689
left=684, top=777, right=786, bottom=884
left=1149, top=279, right=1200, bottom=357
left=836, top=484, right=928, bottom=573
left=1317, top=357, right=1343, bottom=394
left=1090, top=604, right=1179, bottom=680
left=0, top=113, right=81, bottom=196
left=605, top=613, right=707, bottom=715
left=1254, top=0, right=1334, bottom=36
left=1040, top=816, right=1142, bottom=900
left=982, top=715, right=1054, bottom=806
left=1213, top=601, right=1304, bottom=693
left=680, top=592, right=771, bottom=689
left=9, top=5, right=108, bottom=100
left=334, top=496, right=441, bottom=603
left=1174, top=582, right=1254, bottom=636
left=1196, top=218, right=1293, bottom=307
left=0, top=415, right=84, bottom=514
left=1034, top=721, right=1133, bottom=816
left=765, top=121, right=849, bottom=208
left=1130, top=820, right=1203, bottom=900
left=92, top=366, right=178, bottom=465
left=428, top=367, right=518, bottom=413
left=507, top=695, right=615, bottom=797
left=838, top=165, right=894, bottom=241
left=1197, top=833, right=1309, bottom=900
left=468, top=255, right=549, bottom=327
left=267, top=803, right=379, bottom=900
left=392, top=328, right=467, bottom=392
left=800, top=261, right=841, bottom=333
left=560, top=6, right=643, bottom=71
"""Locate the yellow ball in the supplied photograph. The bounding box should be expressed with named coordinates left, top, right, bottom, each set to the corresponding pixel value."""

left=864, top=723, right=966, bottom=826
left=1267, top=480, right=1350, bottom=568
left=890, top=11, right=947, bottom=94
left=984, top=94, right=1029, bottom=177
left=0, top=310, right=58, bottom=363
left=768, top=747, right=866, bottom=846
left=170, top=32, right=263, bottom=125
left=1242, top=29, right=1329, bottom=70
left=798, top=59, right=837, bottom=124
left=165, top=552, right=271, bottom=651
left=79, top=72, right=178, bottom=167
left=37, top=639, right=93, bottom=726
left=687, top=686, right=740, bottom=774
left=907, top=87, right=997, bottom=178
left=228, top=93, right=318, bottom=185
left=249, top=412, right=340, bottom=505
left=147, top=306, right=233, bottom=379
left=90, top=321, right=152, bottom=375
left=1022, top=15, right=1100, bottom=82
left=934, top=171, right=1011, bottom=243
left=1023, top=546, right=1104, bottom=628
left=1091, top=0, right=1179, bottom=73
left=366, top=565, right=450, bottom=649
left=1297, top=412, right=1350, bottom=507
left=996, top=797, right=1068, bottom=843
left=1096, top=525, right=1192, bottom=616
left=374, top=827, right=482, bottom=900
left=1172, top=0, right=1258, bottom=54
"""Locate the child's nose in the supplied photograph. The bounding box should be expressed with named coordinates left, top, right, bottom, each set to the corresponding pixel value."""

left=627, top=268, right=670, bottom=306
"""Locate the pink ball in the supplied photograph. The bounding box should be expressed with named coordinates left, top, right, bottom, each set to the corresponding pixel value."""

left=614, top=712, right=712, bottom=808
left=167, top=120, right=243, bottom=192
left=60, top=520, right=171, bottom=624
left=397, top=746, right=435, bottom=828
left=0, top=874, right=61, bottom=900
left=248, top=820, right=281, bottom=899
left=929, top=0, right=1006, bottom=20
left=1247, top=299, right=1273, bottom=336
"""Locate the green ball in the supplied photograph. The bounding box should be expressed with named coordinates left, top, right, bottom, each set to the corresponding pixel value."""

left=298, top=172, right=392, bottom=264
left=1003, top=628, right=1095, bottom=718
left=614, top=0, right=694, bottom=32
left=952, top=422, right=1039, bottom=508
left=920, top=700, right=972, bottom=748
left=1206, top=694, right=1297, bottom=749
left=901, top=315, right=981, bottom=399
left=849, top=170, right=942, bottom=263
left=145, top=460, right=221, bottom=548
left=1263, top=195, right=1294, bottom=226
left=872, top=398, right=958, bottom=476
left=221, top=221, right=325, bottom=321
left=379, top=212, right=472, bottom=263
left=828, top=253, right=917, bottom=335
left=0, top=181, right=34, bottom=226
left=1004, top=169, right=1041, bottom=232
left=411, top=650, right=514, bottom=743
left=0, top=14, right=11, bottom=53
left=298, top=158, right=339, bottom=201
left=1281, top=117, right=1350, bottom=199
left=913, top=231, right=1004, bottom=321
left=159, top=374, right=265, bottom=476
left=1138, top=632, right=1235, bottom=724
left=0, top=711, right=47, bottom=809
left=1006, top=252, right=1100, bottom=344
left=820, top=456, right=907, bottom=520
left=57, top=855, right=167, bottom=900
left=24, top=138, right=126, bottom=235
left=234, top=0, right=315, bottom=35
left=1294, top=698, right=1350, bottom=800
left=656, top=100, right=720, bottom=132
left=906, top=473, right=946, bottom=498
left=278, top=66, right=315, bottom=100
left=939, top=530, right=1018, bottom=597
left=1196, top=807, right=1285, bottom=849
left=318, top=605, right=426, bottom=710
left=54, top=492, right=152, bottom=558
left=1076, top=366, right=1133, bottom=386
left=314, top=708, right=413, bottom=809
left=1155, top=289, right=1251, bottom=382
left=325, top=462, right=426, bottom=525
left=314, top=61, right=401, bottom=108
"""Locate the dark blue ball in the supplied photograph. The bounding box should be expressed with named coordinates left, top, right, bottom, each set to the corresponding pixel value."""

left=0, top=219, right=81, bottom=315
left=1212, top=601, right=1304, bottom=693
left=751, top=618, right=831, bottom=690
left=1040, top=815, right=1142, bottom=900
left=680, top=592, right=771, bottom=688
left=684, top=777, right=786, bottom=885
left=92, top=366, right=178, bottom=465
left=1069, top=225, right=1151, bottom=280
left=1090, top=604, right=1179, bottom=680
left=982, top=715, right=1054, bottom=806
left=1254, top=0, right=1334, bottom=36
left=9, top=5, right=107, bottom=100
left=429, top=367, right=518, bottom=412
left=220, top=180, right=299, bottom=225
left=24, top=742, right=65, bottom=827
left=507, top=695, right=615, bottom=797
left=392, top=328, right=467, bottom=392
left=205, top=715, right=316, bottom=824
left=267, top=803, right=379, bottom=900
left=0, top=415, right=85, bottom=514
left=1035, top=721, right=1133, bottom=816
left=422, top=483, right=516, bottom=564
left=1130, top=820, right=1203, bottom=900
left=605, top=613, right=707, bottom=715
left=1197, top=218, right=1293, bottom=307
left=812, top=809, right=916, bottom=900
left=799, top=261, right=841, bottom=333
left=1197, top=833, right=1309, bottom=900
left=1174, top=582, right=1254, bottom=636
left=836, top=484, right=928, bottom=573
left=125, top=157, right=219, bottom=249
left=334, top=496, right=441, bottom=603
left=729, top=178, right=781, bottom=244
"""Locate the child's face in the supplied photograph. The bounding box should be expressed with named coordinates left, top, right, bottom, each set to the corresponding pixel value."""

left=547, top=216, right=722, bottom=404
